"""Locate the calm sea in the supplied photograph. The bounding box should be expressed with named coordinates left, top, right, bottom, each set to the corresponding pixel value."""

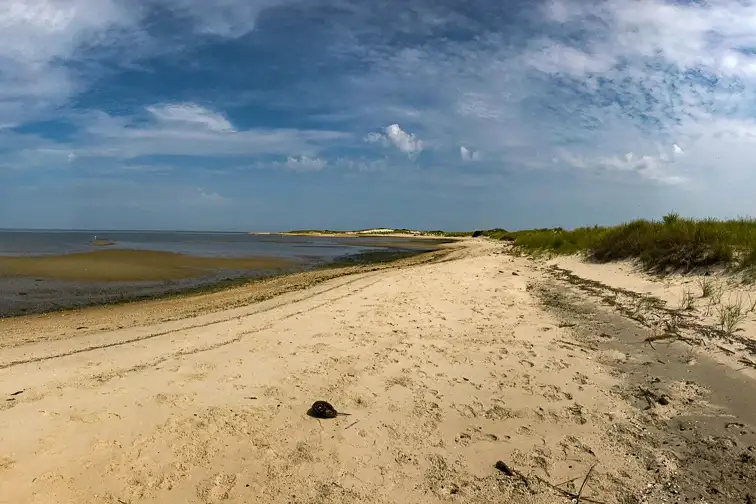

left=0, top=230, right=423, bottom=261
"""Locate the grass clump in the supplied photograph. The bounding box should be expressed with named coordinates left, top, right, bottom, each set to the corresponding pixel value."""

left=509, top=214, right=756, bottom=274
left=678, top=287, right=695, bottom=311
left=697, top=277, right=715, bottom=298
left=717, top=296, right=747, bottom=334
left=589, top=215, right=735, bottom=273
left=511, top=226, right=607, bottom=255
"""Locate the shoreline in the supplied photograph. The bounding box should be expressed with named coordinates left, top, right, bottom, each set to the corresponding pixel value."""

left=0, top=244, right=448, bottom=319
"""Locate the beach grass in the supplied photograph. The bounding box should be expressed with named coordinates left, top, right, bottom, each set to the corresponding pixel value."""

left=496, top=213, right=756, bottom=273
left=0, top=249, right=292, bottom=282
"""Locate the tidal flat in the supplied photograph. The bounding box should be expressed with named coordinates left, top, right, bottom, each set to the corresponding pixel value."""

left=0, top=245, right=441, bottom=317
left=0, top=249, right=295, bottom=317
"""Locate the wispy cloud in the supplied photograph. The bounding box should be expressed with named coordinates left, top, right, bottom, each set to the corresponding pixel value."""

left=69, top=104, right=349, bottom=159
left=0, top=0, right=288, bottom=128
left=158, top=0, right=287, bottom=38
left=303, top=0, right=756, bottom=189
left=146, top=104, right=236, bottom=133
left=560, top=149, right=687, bottom=186
left=521, top=0, right=756, bottom=184
left=460, top=146, right=481, bottom=162
left=0, top=0, right=137, bottom=126
left=195, top=187, right=229, bottom=204
left=285, top=155, right=327, bottom=172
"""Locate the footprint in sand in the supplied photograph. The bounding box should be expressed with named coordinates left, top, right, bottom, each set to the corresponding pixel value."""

left=68, top=410, right=104, bottom=424
left=573, top=372, right=590, bottom=385
left=309, top=342, right=331, bottom=354
left=289, top=442, right=315, bottom=464
left=0, top=456, right=15, bottom=470
left=385, top=375, right=413, bottom=390
left=196, top=473, right=238, bottom=503
left=154, top=393, right=193, bottom=407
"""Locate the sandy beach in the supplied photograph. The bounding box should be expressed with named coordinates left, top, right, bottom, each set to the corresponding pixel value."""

left=1, top=239, right=755, bottom=503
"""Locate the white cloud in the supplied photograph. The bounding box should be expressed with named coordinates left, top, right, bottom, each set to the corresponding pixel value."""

left=365, top=124, right=423, bottom=156
left=364, top=132, right=388, bottom=146
left=524, top=38, right=616, bottom=78
left=334, top=157, right=390, bottom=173
left=7, top=0, right=756, bottom=213
left=460, top=146, right=481, bottom=162
left=317, top=0, right=756, bottom=195
left=385, top=124, right=423, bottom=154
left=238, top=155, right=329, bottom=174
left=0, top=0, right=290, bottom=129
left=196, top=187, right=228, bottom=204
left=285, top=155, right=327, bottom=172
left=561, top=149, right=686, bottom=186
left=146, top=104, right=236, bottom=133
left=158, top=0, right=287, bottom=38
left=0, top=106, right=346, bottom=172
left=527, top=0, right=756, bottom=188
left=0, top=0, right=137, bottom=126
left=64, top=106, right=349, bottom=159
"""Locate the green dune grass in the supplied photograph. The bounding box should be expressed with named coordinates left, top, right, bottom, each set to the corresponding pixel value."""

left=492, top=214, right=756, bottom=274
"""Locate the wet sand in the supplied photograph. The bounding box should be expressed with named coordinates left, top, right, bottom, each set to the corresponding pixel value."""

left=0, top=249, right=295, bottom=317
left=1, top=240, right=755, bottom=503
left=0, top=249, right=292, bottom=282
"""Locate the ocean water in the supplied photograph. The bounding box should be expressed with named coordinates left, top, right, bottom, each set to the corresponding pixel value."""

left=0, top=230, right=424, bottom=260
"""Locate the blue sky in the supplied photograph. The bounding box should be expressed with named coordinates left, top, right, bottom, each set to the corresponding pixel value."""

left=2, top=0, right=756, bottom=231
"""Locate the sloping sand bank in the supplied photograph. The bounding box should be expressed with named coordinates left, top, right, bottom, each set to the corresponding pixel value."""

left=1, top=240, right=755, bottom=503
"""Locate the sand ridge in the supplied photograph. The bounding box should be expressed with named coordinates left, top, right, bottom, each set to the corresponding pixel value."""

left=0, top=240, right=755, bottom=503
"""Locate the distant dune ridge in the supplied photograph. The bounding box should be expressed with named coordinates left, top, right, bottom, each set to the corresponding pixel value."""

left=355, top=228, right=398, bottom=234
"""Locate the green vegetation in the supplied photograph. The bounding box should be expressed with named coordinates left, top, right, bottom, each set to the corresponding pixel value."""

left=496, top=214, right=756, bottom=274
left=421, top=230, right=473, bottom=237
left=471, top=228, right=513, bottom=240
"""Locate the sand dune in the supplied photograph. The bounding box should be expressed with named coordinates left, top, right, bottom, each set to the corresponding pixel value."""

left=1, top=240, right=755, bottom=503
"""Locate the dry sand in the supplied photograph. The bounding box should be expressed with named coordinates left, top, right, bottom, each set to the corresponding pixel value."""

left=1, top=240, right=755, bottom=503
